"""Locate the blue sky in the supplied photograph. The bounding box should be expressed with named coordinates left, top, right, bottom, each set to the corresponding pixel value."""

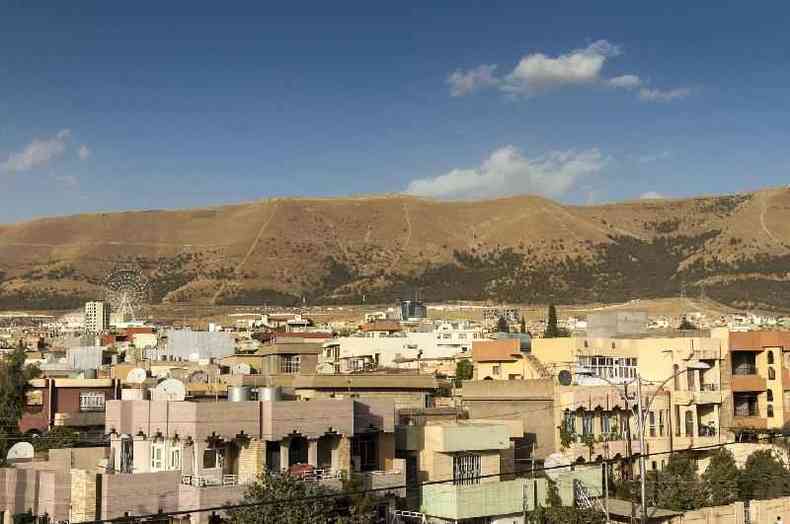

left=2, top=2, right=789, bottom=222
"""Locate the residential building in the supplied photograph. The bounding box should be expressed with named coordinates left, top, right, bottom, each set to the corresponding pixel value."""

left=101, top=396, right=403, bottom=523
left=471, top=338, right=546, bottom=381
left=728, top=330, right=790, bottom=431
left=292, top=374, right=449, bottom=410
left=83, top=302, right=110, bottom=334
left=531, top=333, right=727, bottom=449
left=20, top=378, right=121, bottom=437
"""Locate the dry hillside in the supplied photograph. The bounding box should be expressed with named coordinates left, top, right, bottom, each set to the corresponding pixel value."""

left=2, top=187, right=790, bottom=310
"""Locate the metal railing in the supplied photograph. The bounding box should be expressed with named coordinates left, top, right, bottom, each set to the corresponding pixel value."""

left=700, top=383, right=719, bottom=391
left=181, top=474, right=240, bottom=487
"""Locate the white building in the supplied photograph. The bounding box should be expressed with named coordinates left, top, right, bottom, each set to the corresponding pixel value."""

left=84, top=301, right=111, bottom=334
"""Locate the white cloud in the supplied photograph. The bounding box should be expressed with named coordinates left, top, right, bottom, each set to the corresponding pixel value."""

left=638, top=87, right=692, bottom=102
left=406, top=145, right=605, bottom=199
left=639, top=191, right=666, bottom=200
left=1, top=129, right=72, bottom=173
left=78, top=144, right=91, bottom=160
left=448, top=40, right=691, bottom=102
left=447, top=64, right=498, bottom=97
left=608, top=74, right=642, bottom=89
left=502, top=40, right=620, bottom=95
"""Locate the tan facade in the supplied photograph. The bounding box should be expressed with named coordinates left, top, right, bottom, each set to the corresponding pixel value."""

left=729, top=330, right=790, bottom=431
left=531, top=333, right=727, bottom=449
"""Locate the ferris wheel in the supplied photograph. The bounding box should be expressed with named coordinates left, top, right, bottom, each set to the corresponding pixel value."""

left=103, top=264, right=149, bottom=321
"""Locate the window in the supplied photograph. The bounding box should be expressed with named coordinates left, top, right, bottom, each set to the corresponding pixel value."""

left=563, top=410, right=576, bottom=434
left=458, top=333, right=466, bottom=339
left=170, top=448, right=181, bottom=470
left=649, top=412, right=656, bottom=437
left=151, top=444, right=164, bottom=471
left=582, top=412, right=594, bottom=436
left=687, top=369, right=696, bottom=391
left=768, top=367, right=776, bottom=380
left=601, top=413, right=611, bottom=434
left=203, top=448, right=223, bottom=469
left=492, top=365, right=501, bottom=376
left=768, top=405, right=775, bottom=417
left=25, top=390, right=43, bottom=406
left=768, top=351, right=775, bottom=365
left=453, top=453, right=481, bottom=485
left=684, top=411, right=694, bottom=437
left=674, top=406, right=681, bottom=437
left=280, top=355, right=301, bottom=374
left=80, top=391, right=106, bottom=412
left=673, top=365, right=680, bottom=389
left=734, top=393, right=758, bottom=417
left=658, top=411, right=665, bottom=437
left=768, top=390, right=774, bottom=402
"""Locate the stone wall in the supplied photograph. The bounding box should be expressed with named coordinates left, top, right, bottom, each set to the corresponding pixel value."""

left=237, top=438, right=265, bottom=484
left=70, top=470, right=97, bottom=523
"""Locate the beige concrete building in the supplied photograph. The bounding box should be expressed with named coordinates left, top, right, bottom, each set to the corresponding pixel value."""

left=94, top=396, right=404, bottom=523
left=531, top=333, right=727, bottom=450
left=727, top=330, right=790, bottom=432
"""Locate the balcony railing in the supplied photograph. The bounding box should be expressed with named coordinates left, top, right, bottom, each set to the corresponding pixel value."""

left=181, top=474, right=241, bottom=487
left=700, top=383, right=718, bottom=391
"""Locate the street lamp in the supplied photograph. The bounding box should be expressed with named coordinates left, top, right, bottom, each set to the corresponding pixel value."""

left=592, top=361, right=711, bottom=524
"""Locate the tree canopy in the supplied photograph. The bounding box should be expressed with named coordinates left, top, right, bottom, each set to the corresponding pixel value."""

left=0, top=346, right=41, bottom=464
left=738, top=449, right=790, bottom=501
left=701, top=449, right=739, bottom=506
left=454, top=359, right=474, bottom=384
left=496, top=316, right=510, bottom=333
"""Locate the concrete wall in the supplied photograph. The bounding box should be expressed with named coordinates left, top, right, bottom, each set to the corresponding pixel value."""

left=99, top=471, right=181, bottom=519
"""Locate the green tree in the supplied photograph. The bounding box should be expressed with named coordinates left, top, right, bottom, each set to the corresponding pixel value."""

left=227, top=471, right=380, bottom=524
left=0, top=346, right=41, bottom=464
left=454, top=359, right=473, bottom=384
left=544, top=304, right=560, bottom=338
left=33, top=426, right=80, bottom=453
left=738, top=450, right=790, bottom=501
left=520, top=315, right=527, bottom=334
left=496, top=316, right=510, bottom=333
left=701, top=448, right=739, bottom=506
left=678, top=318, right=697, bottom=330
left=654, top=454, right=705, bottom=511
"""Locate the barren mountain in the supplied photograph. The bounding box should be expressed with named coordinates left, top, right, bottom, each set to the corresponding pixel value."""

left=2, top=187, right=790, bottom=310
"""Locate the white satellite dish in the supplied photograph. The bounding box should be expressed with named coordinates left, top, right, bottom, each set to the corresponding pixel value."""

left=7, top=442, right=34, bottom=462
left=544, top=452, right=572, bottom=482
left=232, top=363, right=251, bottom=375
left=126, top=368, right=148, bottom=384
left=154, top=378, right=186, bottom=401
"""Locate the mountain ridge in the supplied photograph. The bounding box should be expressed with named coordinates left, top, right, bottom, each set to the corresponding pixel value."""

left=2, top=187, right=790, bottom=311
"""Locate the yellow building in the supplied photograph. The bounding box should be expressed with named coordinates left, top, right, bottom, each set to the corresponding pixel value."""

left=471, top=339, right=547, bottom=381
left=531, top=331, right=727, bottom=451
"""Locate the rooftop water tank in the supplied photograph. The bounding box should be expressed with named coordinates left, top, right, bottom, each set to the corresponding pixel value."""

left=228, top=385, right=251, bottom=402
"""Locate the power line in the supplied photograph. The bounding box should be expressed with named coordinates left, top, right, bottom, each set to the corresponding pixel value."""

left=74, top=436, right=788, bottom=524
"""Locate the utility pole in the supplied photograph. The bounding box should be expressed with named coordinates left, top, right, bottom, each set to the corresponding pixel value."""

left=637, top=376, right=647, bottom=524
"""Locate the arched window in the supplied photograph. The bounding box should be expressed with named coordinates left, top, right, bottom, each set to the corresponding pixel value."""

left=768, top=405, right=775, bottom=418
left=768, top=351, right=775, bottom=365
left=768, top=390, right=774, bottom=402
left=768, top=367, right=776, bottom=380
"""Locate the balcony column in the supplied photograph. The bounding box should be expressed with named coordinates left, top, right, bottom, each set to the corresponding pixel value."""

left=331, top=436, right=351, bottom=474
left=308, top=438, right=319, bottom=467
left=280, top=438, right=290, bottom=471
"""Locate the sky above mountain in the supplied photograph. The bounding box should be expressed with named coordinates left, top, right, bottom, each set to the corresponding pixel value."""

left=2, top=2, right=790, bottom=222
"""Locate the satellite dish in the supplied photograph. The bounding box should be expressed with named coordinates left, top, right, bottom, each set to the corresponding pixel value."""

left=232, top=363, right=251, bottom=375
left=126, top=368, right=147, bottom=384
left=154, top=378, right=186, bottom=401
left=7, top=442, right=34, bottom=462
left=544, top=452, right=572, bottom=482
left=188, top=352, right=200, bottom=362
left=557, top=370, right=573, bottom=386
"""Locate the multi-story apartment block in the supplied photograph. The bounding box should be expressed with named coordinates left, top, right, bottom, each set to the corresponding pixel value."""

left=531, top=333, right=727, bottom=451
left=83, top=301, right=110, bottom=334
left=99, top=396, right=404, bottom=523
left=728, top=330, right=790, bottom=431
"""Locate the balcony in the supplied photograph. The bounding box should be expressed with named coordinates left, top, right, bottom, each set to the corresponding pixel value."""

left=731, top=374, right=767, bottom=392
left=181, top=474, right=244, bottom=487
left=694, top=387, right=723, bottom=404
left=421, top=479, right=525, bottom=521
